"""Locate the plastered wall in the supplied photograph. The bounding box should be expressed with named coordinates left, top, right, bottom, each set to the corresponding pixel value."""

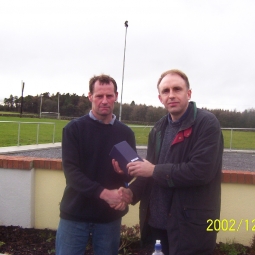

left=0, top=155, right=255, bottom=246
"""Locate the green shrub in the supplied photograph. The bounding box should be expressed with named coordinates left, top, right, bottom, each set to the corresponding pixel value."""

left=118, top=224, right=140, bottom=254
left=218, top=239, right=247, bottom=255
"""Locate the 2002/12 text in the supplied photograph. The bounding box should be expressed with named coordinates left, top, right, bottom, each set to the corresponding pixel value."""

left=207, top=219, right=255, bottom=231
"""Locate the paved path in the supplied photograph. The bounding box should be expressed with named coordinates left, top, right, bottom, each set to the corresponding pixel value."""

left=0, top=143, right=255, bottom=172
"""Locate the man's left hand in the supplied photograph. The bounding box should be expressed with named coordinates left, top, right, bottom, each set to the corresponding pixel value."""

left=127, top=159, right=155, bottom=177
left=112, top=159, right=125, bottom=175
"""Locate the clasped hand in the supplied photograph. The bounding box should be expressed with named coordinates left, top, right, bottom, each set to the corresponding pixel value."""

left=107, top=159, right=155, bottom=211
left=99, top=187, right=133, bottom=211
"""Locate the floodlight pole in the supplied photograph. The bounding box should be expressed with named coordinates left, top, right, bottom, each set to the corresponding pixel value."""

left=40, top=94, right=43, bottom=118
left=20, top=81, right=25, bottom=117
left=119, top=21, right=128, bottom=121
left=57, top=92, right=60, bottom=119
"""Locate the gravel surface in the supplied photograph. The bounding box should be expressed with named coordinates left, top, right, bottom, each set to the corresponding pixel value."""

left=3, top=148, right=255, bottom=172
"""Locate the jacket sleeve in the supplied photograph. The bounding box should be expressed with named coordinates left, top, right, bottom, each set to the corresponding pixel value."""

left=62, top=123, right=104, bottom=198
left=128, top=126, right=155, bottom=204
left=128, top=176, right=150, bottom=204
left=153, top=114, right=223, bottom=188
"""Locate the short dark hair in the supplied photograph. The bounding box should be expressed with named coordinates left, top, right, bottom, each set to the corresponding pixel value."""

left=157, top=69, right=190, bottom=89
left=89, top=74, right=118, bottom=94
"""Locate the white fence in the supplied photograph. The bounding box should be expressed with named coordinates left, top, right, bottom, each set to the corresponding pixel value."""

left=1, top=122, right=255, bottom=150
left=129, top=126, right=255, bottom=151
left=221, top=128, right=255, bottom=151
left=0, top=121, right=56, bottom=146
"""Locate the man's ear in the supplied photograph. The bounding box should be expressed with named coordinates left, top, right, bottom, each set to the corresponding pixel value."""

left=187, top=89, right=192, bottom=100
left=88, top=92, right=93, bottom=102
left=115, top=92, right=118, bottom=101
left=158, top=94, right=163, bottom=104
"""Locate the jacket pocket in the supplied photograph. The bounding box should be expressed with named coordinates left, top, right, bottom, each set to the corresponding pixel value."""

left=182, top=207, right=218, bottom=226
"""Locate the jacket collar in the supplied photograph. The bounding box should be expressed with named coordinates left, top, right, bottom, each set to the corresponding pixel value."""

left=179, top=101, right=197, bottom=131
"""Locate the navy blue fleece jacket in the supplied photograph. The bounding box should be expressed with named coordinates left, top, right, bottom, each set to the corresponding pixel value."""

left=59, top=114, right=135, bottom=223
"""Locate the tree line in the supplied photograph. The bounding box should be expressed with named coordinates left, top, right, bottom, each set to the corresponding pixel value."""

left=1, top=93, right=255, bottom=128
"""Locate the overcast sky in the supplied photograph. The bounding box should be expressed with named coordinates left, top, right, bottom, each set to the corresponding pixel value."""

left=1, top=0, right=255, bottom=112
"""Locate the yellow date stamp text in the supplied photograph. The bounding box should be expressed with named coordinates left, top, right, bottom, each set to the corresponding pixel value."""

left=207, top=219, right=255, bottom=232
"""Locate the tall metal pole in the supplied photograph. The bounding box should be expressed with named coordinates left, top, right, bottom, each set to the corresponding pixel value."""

left=119, top=21, right=128, bottom=121
left=57, top=93, right=60, bottom=119
left=40, top=94, right=43, bottom=118
left=20, top=81, right=25, bottom=117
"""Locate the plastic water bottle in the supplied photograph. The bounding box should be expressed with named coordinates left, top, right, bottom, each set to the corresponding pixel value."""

left=152, top=240, right=164, bottom=255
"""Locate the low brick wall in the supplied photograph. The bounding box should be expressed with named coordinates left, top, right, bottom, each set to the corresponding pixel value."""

left=1, top=155, right=255, bottom=183
left=0, top=155, right=255, bottom=246
left=0, top=155, right=62, bottom=170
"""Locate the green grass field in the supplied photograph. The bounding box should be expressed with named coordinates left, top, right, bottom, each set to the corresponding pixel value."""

left=0, top=116, right=68, bottom=146
left=0, top=111, right=21, bottom=115
left=222, top=129, right=255, bottom=150
left=0, top=116, right=255, bottom=150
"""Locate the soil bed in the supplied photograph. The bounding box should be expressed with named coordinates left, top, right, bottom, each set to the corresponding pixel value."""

left=0, top=226, right=254, bottom=255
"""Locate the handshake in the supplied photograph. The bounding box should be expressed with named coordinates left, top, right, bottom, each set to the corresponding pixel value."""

left=99, top=187, right=133, bottom=211
left=99, top=158, right=155, bottom=211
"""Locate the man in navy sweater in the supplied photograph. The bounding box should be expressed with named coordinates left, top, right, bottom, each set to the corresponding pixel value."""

left=56, top=74, right=136, bottom=255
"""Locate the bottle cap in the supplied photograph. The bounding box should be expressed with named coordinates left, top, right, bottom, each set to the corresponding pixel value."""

left=155, top=240, right=162, bottom=250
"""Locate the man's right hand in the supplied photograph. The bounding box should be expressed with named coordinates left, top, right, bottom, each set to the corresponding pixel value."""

left=99, top=189, right=122, bottom=206
left=110, top=187, right=133, bottom=211
left=99, top=187, right=133, bottom=211
left=118, top=187, right=133, bottom=204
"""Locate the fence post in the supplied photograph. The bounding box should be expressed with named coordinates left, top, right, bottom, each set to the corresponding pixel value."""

left=230, top=129, right=233, bottom=151
left=52, top=123, right=55, bottom=144
left=36, top=124, right=40, bottom=145
left=17, top=122, right=21, bottom=146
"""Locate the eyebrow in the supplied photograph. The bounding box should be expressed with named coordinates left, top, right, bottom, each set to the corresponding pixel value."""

left=161, top=88, right=169, bottom=93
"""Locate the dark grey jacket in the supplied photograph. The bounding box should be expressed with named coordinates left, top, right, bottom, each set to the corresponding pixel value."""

left=129, top=102, right=223, bottom=255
